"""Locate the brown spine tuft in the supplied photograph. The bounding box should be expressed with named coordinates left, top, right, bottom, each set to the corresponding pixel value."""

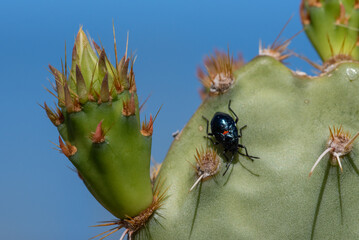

left=91, top=178, right=168, bottom=240
left=336, top=3, right=349, bottom=25
left=129, top=59, right=137, bottom=92
left=58, top=136, right=77, bottom=157
left=198, top=50, right=244, bottom=97
left=63, top=83, right=81, bottom=113
left=141, top=105, right=162, bottom=136
left=63, top=83, right=75, bottom=112
left=310, top=126, right=359, bottom=176
left=49, top=65, right=66, bottom=106
left=42, top=102, right=64, bottom=126
left=307, top=0, right=322, bottom=7
left=122, top=94, right=136, bottom=116
left=300, top=0, right=311, bottom=25
left=141, top=115, right=154, bottom=136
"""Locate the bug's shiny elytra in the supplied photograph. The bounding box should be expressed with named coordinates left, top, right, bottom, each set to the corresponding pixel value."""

left=202, top=100, right=259, bottom=176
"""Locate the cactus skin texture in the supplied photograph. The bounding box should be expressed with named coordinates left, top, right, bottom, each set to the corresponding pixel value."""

left=141, top=57, right=359, bottom=239
left=45, top=28, right=154, bottom=220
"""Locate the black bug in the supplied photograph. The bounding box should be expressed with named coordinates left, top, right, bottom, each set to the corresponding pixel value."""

left=202, top=100, right=259, bottom=176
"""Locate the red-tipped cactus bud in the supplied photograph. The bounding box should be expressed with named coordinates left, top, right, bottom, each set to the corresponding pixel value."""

left=91, top=120, right=106, bottom=143
left=100, top=74, right=110, bottom=103
left=75, top=65, right=87, bottom=103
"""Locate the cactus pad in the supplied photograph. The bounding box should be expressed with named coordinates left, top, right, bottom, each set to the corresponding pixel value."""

left=142, top=56, right=359, bottom=239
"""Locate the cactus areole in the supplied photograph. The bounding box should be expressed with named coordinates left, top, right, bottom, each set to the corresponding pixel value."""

left=43, top=1, right=359, bottom=239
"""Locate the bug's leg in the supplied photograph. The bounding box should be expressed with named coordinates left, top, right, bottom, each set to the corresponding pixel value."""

left=228, top=100, right=239, bottom=124
left=222, top=150, right=229, bottom=165
left=223, top=154, right=234, bottom=176
left=202, top=115, right=218, bottom=145
left=202, top=116, right=214, bottom=136
left=238, top=144, right=260, bottom=161
left=238, top=125, right=247, bottom=137
left=205, top=136, right=219, bottom=146
left=222, top=150, right=232, bottom=170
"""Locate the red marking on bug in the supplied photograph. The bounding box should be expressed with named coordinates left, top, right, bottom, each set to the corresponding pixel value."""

left=223, top=130, right=229, bottom=135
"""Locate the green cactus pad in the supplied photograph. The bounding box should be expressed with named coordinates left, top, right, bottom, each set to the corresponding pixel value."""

left=45, top=28, right=154, bottom=219
left=61, top=96, right=153, bottom=219
left=301, top=0, right=359, bottom=62
left=141, top=56, right=359, bottom=239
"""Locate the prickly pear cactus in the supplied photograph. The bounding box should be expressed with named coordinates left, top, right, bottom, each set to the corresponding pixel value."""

left=300, top=0, right=359, bottom=61
left=44, top=28, right=156, bottom=221
left=145, top=57, right=359, bottom=240
left=43, top=1, right=359, bottom=240
left=142, top=1, right=359, bottom=239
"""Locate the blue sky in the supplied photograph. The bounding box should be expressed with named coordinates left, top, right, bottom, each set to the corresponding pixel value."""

left=0, top=0, right=320, bottom=239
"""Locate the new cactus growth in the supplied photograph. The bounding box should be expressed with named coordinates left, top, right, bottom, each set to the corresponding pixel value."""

left=300, top=0, right=359, bottom=67
left=43, top=1, right=359, bottom=239
left=44, top=28, right=158, bottom=223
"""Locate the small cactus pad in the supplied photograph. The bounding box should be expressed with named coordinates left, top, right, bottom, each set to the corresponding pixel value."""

left=300, top=0, right=359, bottom=62
left=45, top=28, right=154, bottom=219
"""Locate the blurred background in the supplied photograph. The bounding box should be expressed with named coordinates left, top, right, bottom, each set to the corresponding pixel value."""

left=0, top=0, right=321, bottom=239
